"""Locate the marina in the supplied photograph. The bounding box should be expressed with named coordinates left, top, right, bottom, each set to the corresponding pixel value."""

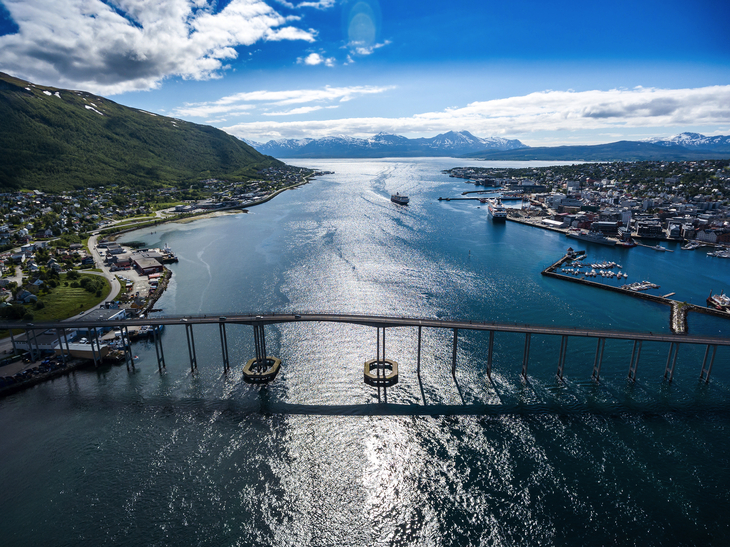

left=542, top=251, right=729, bottom=333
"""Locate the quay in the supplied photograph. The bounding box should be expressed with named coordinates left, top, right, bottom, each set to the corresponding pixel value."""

left=1, top=311, right=728, bottom=397
left=461, top=190, right=501, bottom=195
left=506, top=213, right=569, bottom=234
left=542, top=253, right=730, bottom=334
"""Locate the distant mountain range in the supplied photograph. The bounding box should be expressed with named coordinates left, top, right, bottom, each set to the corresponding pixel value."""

left=247, top=130, right=526, bottom=158
left=248, top=131, right=730, bottom=161
left=462, top=133, right=730, bottom=161
left=0, top=72, right=280, bottom=191
left=645, top=132, right=730, bottom=149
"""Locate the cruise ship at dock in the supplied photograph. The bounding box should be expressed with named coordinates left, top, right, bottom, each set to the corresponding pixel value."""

left=487, top=198, right=507, bottom=221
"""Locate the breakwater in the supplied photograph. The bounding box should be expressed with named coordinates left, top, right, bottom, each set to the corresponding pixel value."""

left=542, top=253, right=730, bottom=334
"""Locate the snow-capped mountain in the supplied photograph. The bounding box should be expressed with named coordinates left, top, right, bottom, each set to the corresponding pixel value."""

left=644, top=132, right=730, bottom=150
left=248, top=130, right=526, bottom=158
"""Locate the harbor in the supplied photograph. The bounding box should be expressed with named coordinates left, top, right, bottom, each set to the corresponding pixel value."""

left=2, top=158, right=730, bottom=547
left=542, top=251, right=730, bottom=334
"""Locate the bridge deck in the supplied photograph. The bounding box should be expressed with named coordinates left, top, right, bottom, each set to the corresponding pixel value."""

left=3, top=313, right=729, bottom=346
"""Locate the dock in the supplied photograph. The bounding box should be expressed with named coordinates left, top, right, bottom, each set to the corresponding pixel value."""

left=506, top=214, right=569, bottom=235
left=542, top=254, right=730, bottom=334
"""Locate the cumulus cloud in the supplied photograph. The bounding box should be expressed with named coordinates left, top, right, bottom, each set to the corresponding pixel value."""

left=174, top=84, right=394, bottom=117
left=297, top=52, right=335, bottom=66
left=348, top=40, right=390, bottom=56
left=274, top=0, right=336, bottom=8
left=0, top=0, right=316, bottom=94
left=218, top=85, right=730, bottom=142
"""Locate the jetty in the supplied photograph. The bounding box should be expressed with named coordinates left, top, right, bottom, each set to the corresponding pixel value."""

left=542, top=253, right=730, bottom=334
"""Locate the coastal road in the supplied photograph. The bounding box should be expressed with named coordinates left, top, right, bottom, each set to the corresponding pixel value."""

left=85, top=233, right=121, bottom=314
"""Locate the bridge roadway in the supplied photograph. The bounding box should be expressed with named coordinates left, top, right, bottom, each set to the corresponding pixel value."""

left=5, top=312, right=729, bottom=346
left=4, top=312, right=729, bottom=384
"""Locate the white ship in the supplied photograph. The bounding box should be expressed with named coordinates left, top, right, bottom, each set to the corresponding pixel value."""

left=487, top=198, right=507, bottom=221
left=391, top=193, right=409, bottom=205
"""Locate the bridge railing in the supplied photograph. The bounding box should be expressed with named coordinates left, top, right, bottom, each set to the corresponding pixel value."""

left=2, top=313, right=728, bottom=383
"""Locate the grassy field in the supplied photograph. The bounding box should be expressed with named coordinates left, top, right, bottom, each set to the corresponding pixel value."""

left=34, top=274, right=111, bottom=321
left=0, top=273, right=111, bottom=338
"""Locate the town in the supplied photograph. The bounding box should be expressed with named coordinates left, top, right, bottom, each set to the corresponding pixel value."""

left=447, top=160, right=730, bottom=247
left=0, top=165, right=330, bottom=323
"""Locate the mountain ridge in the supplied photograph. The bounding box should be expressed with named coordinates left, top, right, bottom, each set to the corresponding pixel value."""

left=463, top=136, right=730, bottom=161
left=0, top=72, right=281, bottom=191
left=248, top=130, right=730, bottom=160
left=249, top=130, right=526, bottom=158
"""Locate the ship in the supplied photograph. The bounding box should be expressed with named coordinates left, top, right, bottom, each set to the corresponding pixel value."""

left=565, top=229, right=616, bottom=246
left=487, top=198, right=507, bottom=221
left=391, top=193, right=409, bottom=205
left=707, top=290, right=730, bottom=311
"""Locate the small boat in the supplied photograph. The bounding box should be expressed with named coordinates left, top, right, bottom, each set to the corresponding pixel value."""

left=707, top=249, right=730, bottom=258
left=391, top=193, right=409, bottom=205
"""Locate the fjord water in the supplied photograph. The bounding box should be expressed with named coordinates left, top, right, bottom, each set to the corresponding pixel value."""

left=2, top=158, right=730, bottom=546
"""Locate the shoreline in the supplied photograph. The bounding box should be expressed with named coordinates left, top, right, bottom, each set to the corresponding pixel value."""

left=106, top=176, right=316, bottom=235
left=107, top=176, right=319, bottom=313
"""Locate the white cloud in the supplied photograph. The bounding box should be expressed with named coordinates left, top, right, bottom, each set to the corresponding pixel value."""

left=173, top=84, right=394, bottom=117
left=348, top=40, right=390, bottom=56
left=274, top=0, right=336, bottom=8
left=263, top=105, right=337, bottom=116
left=297, top=0, right=337, bottom=8
left=297, top=52, right=335, bottom=66
left=0, top=0, right=316, bottom=94
left=273, top=0, right=336, bottom=8
left=218, top=85, right=730, bottom=142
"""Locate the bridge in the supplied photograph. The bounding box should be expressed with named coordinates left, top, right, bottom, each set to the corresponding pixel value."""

left=3, top=313, right=728, bottom=385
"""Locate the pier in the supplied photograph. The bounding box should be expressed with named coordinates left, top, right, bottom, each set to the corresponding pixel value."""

left=542, top=253, right=730, bottom=334
left=1, top=311, right=728, bottom=394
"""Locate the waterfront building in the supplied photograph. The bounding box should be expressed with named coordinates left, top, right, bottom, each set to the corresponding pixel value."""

left=636, top=220, right=665, bottom=238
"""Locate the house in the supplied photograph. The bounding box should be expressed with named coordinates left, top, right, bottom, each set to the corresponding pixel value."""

left=16, top=290, right=37, bottom=303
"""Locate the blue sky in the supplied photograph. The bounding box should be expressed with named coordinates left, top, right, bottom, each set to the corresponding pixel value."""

left=1, top=0, right=729, bottom=145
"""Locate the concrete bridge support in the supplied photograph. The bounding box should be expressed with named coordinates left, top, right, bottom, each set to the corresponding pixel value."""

left=628, top=340, right=642, bottom=382
left=219, top=321, right=230, bottom=373
left=522, top=333, right=531, bottom=380
left=185, top=323, right=197, bottom=372
left=557, top=335, right=568, bottom=381
left=153, top=325, right=166, bottom=372
left=664, top=342, right=680, bottom=382
left=122, top=326, right=134, bottom=370
left=592, top=338, right=606, bottom=381
left=700, top=345, right=717, bottom=383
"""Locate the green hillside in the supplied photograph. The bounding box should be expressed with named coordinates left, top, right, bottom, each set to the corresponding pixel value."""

left=0, top=72, right=281, bottom=191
